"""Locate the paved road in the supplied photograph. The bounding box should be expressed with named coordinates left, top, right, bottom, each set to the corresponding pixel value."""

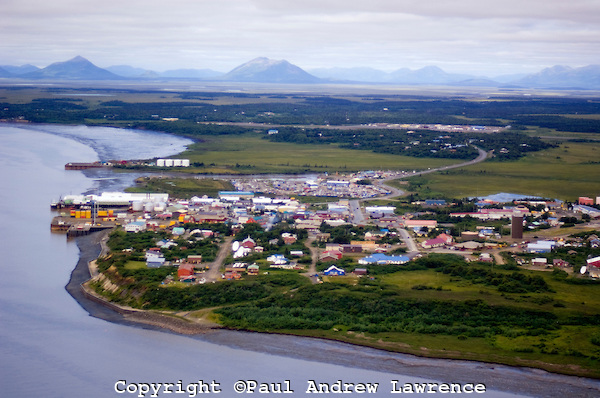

left=349, top=199, right=365, bottom=225
left=370, top=146, right=490, bottom=202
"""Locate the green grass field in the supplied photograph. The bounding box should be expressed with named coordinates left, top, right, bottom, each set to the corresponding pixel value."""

left=179, top=133, right=460, bottom=174
left=404, top=142, right=600, bottom=201
left=126, top=176, right=234, bottom=198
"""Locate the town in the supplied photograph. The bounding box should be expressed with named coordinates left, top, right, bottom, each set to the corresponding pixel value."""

left=51, top=176, right=600, bottom=287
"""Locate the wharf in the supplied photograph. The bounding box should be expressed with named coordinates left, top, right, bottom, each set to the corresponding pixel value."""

left=65, top=162, right=107, bottom=170
left=51, top=216, right=115, bottom=238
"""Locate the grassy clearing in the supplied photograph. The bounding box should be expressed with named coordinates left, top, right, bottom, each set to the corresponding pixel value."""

left=178, top=133, right=460, bottom=174
left=124, top=261, right=147, bottom=270
left=404, top=142, right=600, bottom=200
left=126, top=176, right=234, bottom=198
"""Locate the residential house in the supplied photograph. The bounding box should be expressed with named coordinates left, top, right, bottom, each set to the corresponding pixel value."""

left=319, top=250, right=343, bottom=262
left=422, top=237, right=447, bottom=249
left=177, top=263, right=195, bottom=279
left=281, top=233, right=298, bottom=245
left=241, top=236, right=256, bottom=249
left=266, top=254, right=288, bottom=265
left=247, top=264, right=260, bottom=275
left=186, top=255, right=203, bottom=264
left=358, top=253, right=409, bottom=265
left=323, top=265, right=346, bottom=276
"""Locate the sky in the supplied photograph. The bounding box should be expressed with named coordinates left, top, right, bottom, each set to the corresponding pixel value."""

left=2, top=0, right=600, bottom=76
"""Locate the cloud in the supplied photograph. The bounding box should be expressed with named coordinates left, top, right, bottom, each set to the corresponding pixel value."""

left=1, top=0, right=599, bottom=75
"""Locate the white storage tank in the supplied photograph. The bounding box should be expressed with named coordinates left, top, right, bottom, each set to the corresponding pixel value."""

left=173, top=159, right=183, bottom=167
left=182, top=159, right=190, bottom=167
left=132, top=201, right=144, bottom=211
left=156, top=159, right=166, bottom=167
left=144, top=202, right=155, bottom=212
left=165, top=159, right=174, bottom=167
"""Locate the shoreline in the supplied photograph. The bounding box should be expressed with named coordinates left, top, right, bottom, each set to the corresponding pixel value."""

left=65, top=231, right=600, bottom=397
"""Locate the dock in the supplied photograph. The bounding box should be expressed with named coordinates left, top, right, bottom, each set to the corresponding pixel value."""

left=51, top=216, right=115, bottom=238
left=65, top=162, right=107, bottom=170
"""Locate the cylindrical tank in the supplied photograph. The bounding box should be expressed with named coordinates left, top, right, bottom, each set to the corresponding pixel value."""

left=144, top=202, right=154, bottom=212
left=85, top=210, right=92, bottom=218
left=173, top=159, right=182, bottom=167
left=154, top=202, right=166, bottom=212
left=182, top=159, right=190, bottom=167
left=132, top=201, right=144, bottom=212
left=108, top=209, right=114, bottom=217
left=75, top=210, right=81, bottom=218
left=70, top=210, right=76, bottom=217
left=157, top=159, right=166, bottom=167
left=165, top=159, right=174, bottom=167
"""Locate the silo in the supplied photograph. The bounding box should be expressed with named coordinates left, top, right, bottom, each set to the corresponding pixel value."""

left=511, top=212, right=523, bottom=239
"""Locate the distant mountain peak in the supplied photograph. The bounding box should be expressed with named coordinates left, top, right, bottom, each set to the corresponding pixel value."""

left=223, top=57, right=321, bottom=84
left=23, top=56, right=121, bottom=80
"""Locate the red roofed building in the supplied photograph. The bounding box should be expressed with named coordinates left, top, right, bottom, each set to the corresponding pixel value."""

left=177, top=263, right=195, bottom=279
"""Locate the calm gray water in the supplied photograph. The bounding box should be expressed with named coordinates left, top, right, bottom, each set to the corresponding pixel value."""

left=0, top=124, right=598, bottom=398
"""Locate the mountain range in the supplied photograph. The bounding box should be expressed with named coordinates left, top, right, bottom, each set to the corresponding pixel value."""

left=2, top=55, right=600, bottom=89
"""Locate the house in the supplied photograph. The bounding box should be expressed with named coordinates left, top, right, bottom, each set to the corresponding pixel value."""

left=124, top=221, right=146, bottom=233
left=479, top=253, right=493, bottom=263
left=241, top=236, right=256, bottom=249
left=224, top=272, right=242, bottom=280
left=315, top=233, right=331, bottom=242
left=341, top=244, right=363, bottom=253
left=358, top=253, right=409, bottom=265
left=404, top=219, right=438, bottom=230
left=532, top=258, right=548, bottom=266
left=290, top=250, right=304, bottom=257
left=323, top=265, right=346, bottom=276
left=266, top=254, right=288, bottom=265
left=247, top=264, right=260, bottom=275
left=281, top=233, right=298, bottom=245
left=437, top=233, right=453, bottom=244
left=320, top=250, right=343, bottom=262
left=553, top=259, right=570, bottom=268
left=422, top=237, right=446, bottom=249
left=186, top=255, right=203, bottom=264
left=146, top=249, right=166, bottom=268
left=177, top=263, right=195, bottom=279
left=226, top=262, right=247, bottom=273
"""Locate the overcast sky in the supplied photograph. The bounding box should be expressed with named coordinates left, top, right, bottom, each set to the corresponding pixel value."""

left=2, top=0, right=599, bottom=76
